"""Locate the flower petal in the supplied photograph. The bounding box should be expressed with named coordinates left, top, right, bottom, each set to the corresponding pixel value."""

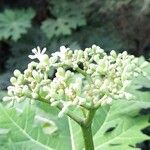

left=60, top=46, right=68, bottom=53
left=52, top=52, right=60, bottom=57
left=28, top=55, right=36, bottom=59
left=37, top=46, right=41, bottom=54
left=32, top=48, right=37, bottom=54
left=41, top=47, right=46, bottom=54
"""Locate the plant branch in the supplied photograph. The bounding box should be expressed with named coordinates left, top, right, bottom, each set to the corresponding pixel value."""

left=81, top=125, right=94, bottom=150
left=37, top=97, right=84, bottom=125
left=80, top=109, right=97, bottom=150
left=57, top=103, right=84, bottom=125
left=84, top=108, right=97, bottom=127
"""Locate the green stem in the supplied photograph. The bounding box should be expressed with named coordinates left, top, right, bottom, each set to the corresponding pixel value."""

left=81, top=125, right=94, bottom=150
left=57, top=103, right=83, bottom=125
left=85, top=109, right=97, bottom=126
left=81, top=109, right=97, bottom=150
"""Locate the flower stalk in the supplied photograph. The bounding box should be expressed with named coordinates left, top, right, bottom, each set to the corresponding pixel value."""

left=81, top=125, right=94, bottom=150
left=81, top=109, right=97, bottom=150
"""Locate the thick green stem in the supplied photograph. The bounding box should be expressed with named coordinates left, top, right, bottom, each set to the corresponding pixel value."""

left=81, top=109, right=97, bottom=150
left=81, top=125, right=94, bottom=150
left=85, top=109, right=97, bottom=126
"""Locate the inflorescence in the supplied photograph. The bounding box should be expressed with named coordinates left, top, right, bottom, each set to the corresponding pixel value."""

left=3, top=45, right=148, bottom=117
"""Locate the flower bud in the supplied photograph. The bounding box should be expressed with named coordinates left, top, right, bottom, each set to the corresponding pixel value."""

left=92, top=44, right=97, bottom=50
left=58, top=89, right=64, bottom=97
left=96, top=47, right=104, bottom=54
left=57, top=67, right=65, bottom=76
left=10, top=77, right=17, bottom=85
left=32, top=70, right=40, bottom=82
left=106, top=97, right=112, bottom=104
left=17, top=75, right=24, bottom=84
left=28, top=61, right=37, bottom=70
left=32, top=93, right=38, bottom=99
left=124, top=92, right=133, bottom=100
left=51, top=101, right=59, bottom=106
left=14, top=70, right=21, bottom=77
left=86, top=69, right=93, bottom=74
left=78, top=97, right=86, bottom=105
left=22, top=85, right=30, bottom=95
left=110, top=50, right=117, bottom=58
left=24, top=69, right=31, bottom=77
left=93, top=54, right=99, bottom=62
left=3, top=96, right=12, bottom=102
left=49, top=56, right=58, bottom=64
left=65, top=70, right=72, bottom=79
left=40, top=54, right=49, bottom=63
left=8, top=90, right=13, bottom=96
left=122, top=51, right=127, bottom=56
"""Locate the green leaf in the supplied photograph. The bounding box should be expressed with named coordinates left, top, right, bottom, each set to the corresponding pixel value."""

left=37, top=102, right=84, bottom=150
left=92, top=89, right=150, bottom=149
left=67, top=117, right=84, bottom=150
left=0, top=103, right=84, bottom=150
left=0, top=9, right=35, bottom=41
left=41, top=0, right=86, bottom=39
left=94, top=115, right=149, bottom=150
left=0, top=104, right=58, bottom=150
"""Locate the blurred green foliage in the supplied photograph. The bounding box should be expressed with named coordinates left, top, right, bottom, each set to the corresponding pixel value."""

left=0, top=8, right=35, bottom=41
left=41, top=0, right=86, bottom=39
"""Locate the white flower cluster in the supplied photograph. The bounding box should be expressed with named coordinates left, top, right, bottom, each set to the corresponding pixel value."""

left=3, top=45, right=149, bottom=117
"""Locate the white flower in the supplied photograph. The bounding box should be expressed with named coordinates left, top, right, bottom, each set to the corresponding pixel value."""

left=4, top=45, right=148, bottom=116
left=28, top=46, right=46, bottom=60
left=52, top=46, right=69, bottom=59
left=60, top=46, right=69, bottom=53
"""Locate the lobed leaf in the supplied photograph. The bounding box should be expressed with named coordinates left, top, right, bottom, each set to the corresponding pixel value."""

left=0, top=9, right=35, bottom=41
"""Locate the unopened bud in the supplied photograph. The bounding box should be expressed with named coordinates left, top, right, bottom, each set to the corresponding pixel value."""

left=14, top=70, right=21, bottom=77
left=10, top=77, right=17, bottom=85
